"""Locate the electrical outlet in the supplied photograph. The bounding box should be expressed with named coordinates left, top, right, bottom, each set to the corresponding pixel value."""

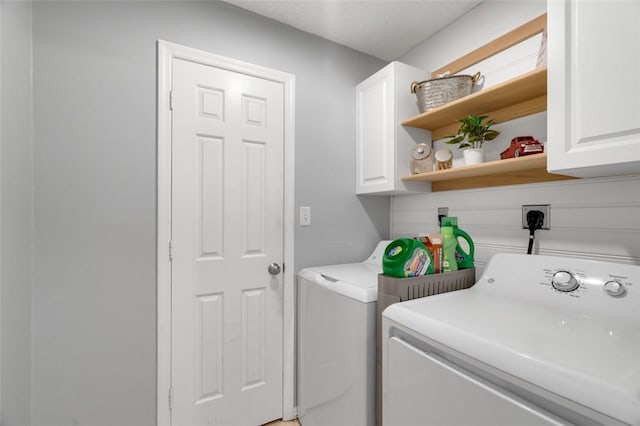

left=522, top=204, right=551, bottom=230
left=438, top=207, right=448, bottom=226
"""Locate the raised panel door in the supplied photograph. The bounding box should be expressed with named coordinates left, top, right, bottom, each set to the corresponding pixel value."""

left=171, top=58, right=284, bottom=426
left=356, top=62, right=430, bottom=195
left=356, top=66, right=395, bottom=194
left=548, top=0, right=640, bottom=177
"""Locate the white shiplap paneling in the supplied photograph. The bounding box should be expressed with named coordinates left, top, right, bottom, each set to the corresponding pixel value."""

left=391, top=175, right=640, bottom=274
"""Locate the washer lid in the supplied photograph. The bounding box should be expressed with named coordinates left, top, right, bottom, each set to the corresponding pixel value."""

left=297, top=241, right=391, bottom=303
left=299, top=263, right=381, bottom=303
left=384, top=289, right=640, bottom=425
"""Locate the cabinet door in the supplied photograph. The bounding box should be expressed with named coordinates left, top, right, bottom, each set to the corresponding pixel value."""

left=356, top=66, right=395, bottom=194
left=548, top=0, right=640, bottom=178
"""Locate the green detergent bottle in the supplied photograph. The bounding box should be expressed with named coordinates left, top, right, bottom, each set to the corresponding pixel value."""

left=441, top=226, right=458, bottom=272
left=383, top=238, right=434, bottom=278
left=441, top=217, right=475, bottom=269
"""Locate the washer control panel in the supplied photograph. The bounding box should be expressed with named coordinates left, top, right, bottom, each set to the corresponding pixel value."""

left=542, top=266, right=635, bottom=299
left=481, top=255, right=638, bottom=319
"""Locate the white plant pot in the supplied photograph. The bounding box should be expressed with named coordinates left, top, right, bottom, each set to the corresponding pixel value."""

left=463, top=148, right=485, bottom=165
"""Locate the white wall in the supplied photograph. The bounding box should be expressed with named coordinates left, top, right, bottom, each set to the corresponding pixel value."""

left=31, top=2, right=386, bottom=425
left=0, top=2, right=33, bottom=425
left=394, top=1, right=640, bottom=273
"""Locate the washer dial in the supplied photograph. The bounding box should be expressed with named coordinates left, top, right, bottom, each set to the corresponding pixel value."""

left=552, top=270, right=579, bottom=292
left=604, top=280, right=626, bottom=297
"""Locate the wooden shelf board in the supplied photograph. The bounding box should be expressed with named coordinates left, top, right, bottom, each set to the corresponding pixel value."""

left=401, top=153, right=575, bottom=191
left=432, top=14, right=546, bottom=77
left=402, top=66, right=547, bottom=132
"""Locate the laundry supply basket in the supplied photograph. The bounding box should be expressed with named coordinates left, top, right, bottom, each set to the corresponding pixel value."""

left=411, top=72, right=481, bottom=112
left=375, top=268, right=476, bottom=426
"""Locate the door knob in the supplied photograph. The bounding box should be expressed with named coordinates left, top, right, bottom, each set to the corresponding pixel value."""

left=268, top=263, right=281, bottom=276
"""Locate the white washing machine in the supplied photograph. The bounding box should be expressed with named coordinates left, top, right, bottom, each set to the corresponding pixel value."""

left=383, top=253, right=640, bottom=426
left=297, top=241, right=390, bottom=426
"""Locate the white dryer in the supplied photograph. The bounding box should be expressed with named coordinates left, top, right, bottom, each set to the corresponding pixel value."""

left=297, top=241, right=390, bottom=426
left=382, top=253, right=640, bottom=426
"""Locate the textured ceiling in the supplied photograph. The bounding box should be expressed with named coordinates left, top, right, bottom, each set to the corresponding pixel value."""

left=223, top=0, right=483, bottom=61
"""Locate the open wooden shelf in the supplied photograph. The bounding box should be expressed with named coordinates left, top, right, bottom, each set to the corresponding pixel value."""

left=401, top=153, right=574, bottom=192
left=402, top=66, right=547, bottom=140
left=395, top=14, right=570, bottom=193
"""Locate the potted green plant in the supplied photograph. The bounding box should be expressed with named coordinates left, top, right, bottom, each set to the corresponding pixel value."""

left=445, top=115, right=500, bottom=165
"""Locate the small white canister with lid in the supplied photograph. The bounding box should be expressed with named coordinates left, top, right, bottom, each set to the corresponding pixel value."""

left=435, top=148, right=453, bottom=170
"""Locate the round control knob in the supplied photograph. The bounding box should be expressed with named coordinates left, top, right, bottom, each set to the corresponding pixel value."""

left=603, top=280, right=626, bottom=297
left=552, top=271, right=579, bottom=292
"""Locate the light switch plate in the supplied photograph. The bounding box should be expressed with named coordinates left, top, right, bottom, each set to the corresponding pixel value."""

left=300, top=206, right=311, bottom=226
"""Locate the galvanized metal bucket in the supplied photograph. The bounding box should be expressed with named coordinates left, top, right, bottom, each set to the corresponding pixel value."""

left=411, top=71, right=481, bottom=113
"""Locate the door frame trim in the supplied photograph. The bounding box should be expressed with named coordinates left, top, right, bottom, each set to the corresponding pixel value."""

left=156, top=40, right=296, bottom=425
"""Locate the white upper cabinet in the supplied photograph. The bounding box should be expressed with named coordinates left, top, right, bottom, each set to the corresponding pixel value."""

left=356, top=62, right=429, bottom=194
left=547, top=0, right=640, bottom=178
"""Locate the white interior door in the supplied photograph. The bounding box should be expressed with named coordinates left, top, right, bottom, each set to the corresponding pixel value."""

left=171, top=57, right=284, bottom=426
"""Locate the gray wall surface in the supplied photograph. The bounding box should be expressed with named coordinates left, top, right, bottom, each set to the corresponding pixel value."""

left=1, top=3, right=33, bottom=425
left=31, top=2, right=387, bottom=425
